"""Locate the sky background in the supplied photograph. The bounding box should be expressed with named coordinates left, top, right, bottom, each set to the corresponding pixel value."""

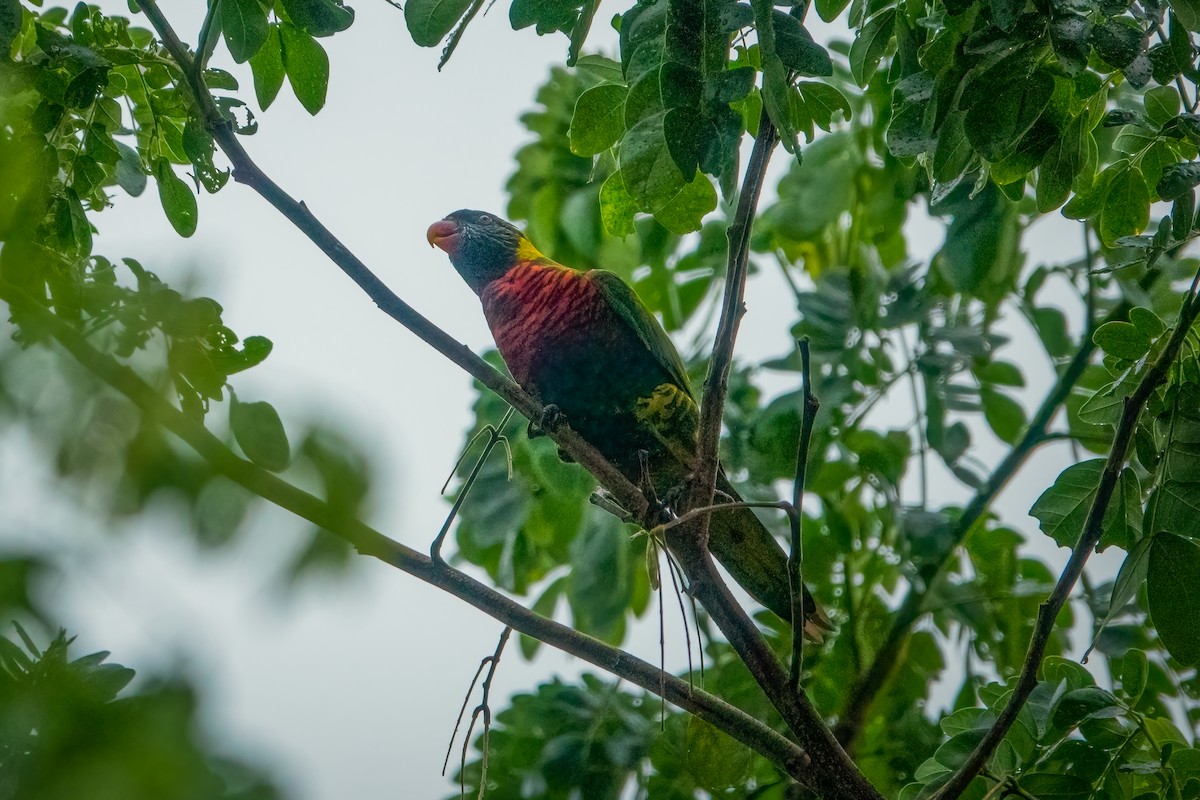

left=0, top=1, right=1127, bottom=797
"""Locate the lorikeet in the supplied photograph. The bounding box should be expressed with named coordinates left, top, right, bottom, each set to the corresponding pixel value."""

left=428, top=209, right=831, bottom=640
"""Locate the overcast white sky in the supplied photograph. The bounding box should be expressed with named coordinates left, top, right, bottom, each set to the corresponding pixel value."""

left=0, top=1, right=1128, bottom=797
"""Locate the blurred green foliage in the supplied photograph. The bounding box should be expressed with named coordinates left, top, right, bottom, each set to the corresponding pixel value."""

left=0, top=560, right=283, bottom=800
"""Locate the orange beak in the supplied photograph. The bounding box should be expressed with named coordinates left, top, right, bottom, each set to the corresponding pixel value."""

left=426, top=218, right=460, bottom=254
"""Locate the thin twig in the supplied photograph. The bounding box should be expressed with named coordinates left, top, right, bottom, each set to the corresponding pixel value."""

left=789, top=338, right=819, bottom=691
left=431, top=408, right=515, bottom=563
left=931, top=267, right=1200, bottom=800
left=451, top=626, right=511, bottom=799
left=443, top=626, right=511, bottom=776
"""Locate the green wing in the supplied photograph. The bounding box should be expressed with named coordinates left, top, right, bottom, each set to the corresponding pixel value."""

left=587, top=270, right=693, bottom=397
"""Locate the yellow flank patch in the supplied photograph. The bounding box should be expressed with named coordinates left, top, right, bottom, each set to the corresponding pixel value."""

left=635, top=384, right=699, bottom=461
left=515, top=236, right=546, bottom=263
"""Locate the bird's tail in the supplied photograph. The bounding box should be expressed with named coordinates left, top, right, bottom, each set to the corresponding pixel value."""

left=706, top=473, right=834, bottom=642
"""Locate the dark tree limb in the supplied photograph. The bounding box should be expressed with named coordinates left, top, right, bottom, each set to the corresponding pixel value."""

left=659, top=111, right=882, bottom=800
left=931, top=268, right=1200, bottom=800
left=688, top=110, right=778, bottom=537
left=0, top=285, right=815, bottom=785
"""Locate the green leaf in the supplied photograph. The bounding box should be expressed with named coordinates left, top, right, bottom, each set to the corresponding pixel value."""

left=1093, top=320, right=1152, bottom=360
left=1119, top=648, right=1148, bottom=703
left=114, top=142, right=146, bottom=197
left=599, top=169, right=637, bottom=237
left=1104, top=535, right=1151, bottom=624
left=1148, top=532, right=1200, bottom=665
left=404, top=0, right=473, bottom=45
left=231, top=397, right=290, bottom=471
left=799, top=81, right=852, bottom=130
left=509, top=0, right=579, bottom=34
left=221, top=0, right=269, bottom=63
left=1130, top=306, right=1166, bottom=339
left=1099, top=164, right=1150, bottom=244
left=1092, top=17, right=1145, bottom=69
left=936, top=184, right=1019, bottom=303
left=1171, top=0, right=1200, bottom=32
left=772, top=10, right=833, bottom=76
left=1157, top=162, right=1200, bottom=200
left=980, top=386, right=1026, bottom=444
left=569, top=83, right=627, bottom=156
left=1037, top=114, right=1085, bottom=213
left=653, top=174, right=716, bottom=234
left=249, top=24, right=285, bottom=110
left=279, top=0, right=354, bottom=36
left=620, top=111, right=716, bottom=230
left=575, top=54, right=623, bottom=84
left=1052, top=687, right=1121, bottom=729
left=1051, top=14, right=1093, bottom=75
left=280, top=22, right=329, bottom=115
left=1029, top=461, right=1140, bottom=550
left=815, top=0, right=851, bottom=22
left=849, top=9, right=895, bottom=87
left=964, top=71, right=1053, bottom=162
left=155, top=159, right=198, bottom=237
left=1146, top=85, right=1182, bottom=127
left=1145, top=480, right=1200, bottom=538
left=685, top=716, right=752, bottom=790
left=751, top=0, right=801, bottom=154
left=0, top=0, right=20, bottom=57
left=1018, top=774, right=1092, bottom=799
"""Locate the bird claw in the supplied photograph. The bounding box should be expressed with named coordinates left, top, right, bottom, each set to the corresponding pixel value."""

left=528, top=404, right=566, bottom=439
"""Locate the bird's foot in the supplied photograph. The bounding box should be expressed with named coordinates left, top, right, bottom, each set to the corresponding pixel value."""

left=527, top=403, right=566, bottom=439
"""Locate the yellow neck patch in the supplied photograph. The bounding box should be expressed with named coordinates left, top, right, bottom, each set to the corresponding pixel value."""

left=515, top=235, right=546, bottom=263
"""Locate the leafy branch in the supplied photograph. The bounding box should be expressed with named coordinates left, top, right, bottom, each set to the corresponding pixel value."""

left=0, top=282, right=815, bottom=784
left=834, top=288, right=1150, bottom=748
left=932, top=266, right=1200, bottom=799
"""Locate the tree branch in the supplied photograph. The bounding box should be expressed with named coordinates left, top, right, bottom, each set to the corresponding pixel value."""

left=687, top=109, right=778, bottom=536
left=658, top=112, right=882, bottom=800
left=0, top=284, right=813, bottom=785
left=131, top=0, right=648, bottom=526
left=789, top=338, right=818, bottom=690
left=931, top=267, right=1200, bottom=800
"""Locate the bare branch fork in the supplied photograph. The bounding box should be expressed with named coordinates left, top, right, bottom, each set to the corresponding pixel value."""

left=932, top=267, right=1200, bottom=800
left=431, top=407, right=516, bottom=563
left=121, top=5, right=883, bottom=796
left=444, top=625, right=512, bottom=799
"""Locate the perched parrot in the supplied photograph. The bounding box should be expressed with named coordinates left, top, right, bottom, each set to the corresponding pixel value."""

left=428, top=209, right=831, bottom=640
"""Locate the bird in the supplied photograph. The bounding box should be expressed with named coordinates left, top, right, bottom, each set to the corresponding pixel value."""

left=428, top=209, right=832, bottom=640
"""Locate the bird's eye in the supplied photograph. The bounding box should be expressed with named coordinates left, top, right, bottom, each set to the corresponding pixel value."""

left=479, top=214, right=492, bottom=224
